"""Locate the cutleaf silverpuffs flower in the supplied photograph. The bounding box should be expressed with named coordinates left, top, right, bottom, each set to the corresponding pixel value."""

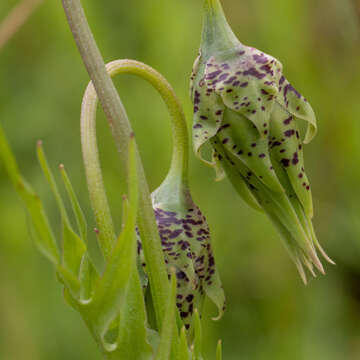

left=190, top=0, right=334, bottom=283
left=138, top=174, right=226, bottom=330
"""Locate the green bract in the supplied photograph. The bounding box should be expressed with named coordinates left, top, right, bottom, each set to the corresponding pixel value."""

left=138, top=178, right=226, bottom=331
left=190, top=0, right=334, bottom=283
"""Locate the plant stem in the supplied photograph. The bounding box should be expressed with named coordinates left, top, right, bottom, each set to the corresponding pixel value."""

left=61, top=0, right=170, bottom=331
left=0, top=0, right=43, bottom=50
left=81, top=58, right=189, bottom=267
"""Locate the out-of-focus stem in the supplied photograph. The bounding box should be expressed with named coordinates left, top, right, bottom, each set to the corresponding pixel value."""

left=0, top=0, right=43, bottom=50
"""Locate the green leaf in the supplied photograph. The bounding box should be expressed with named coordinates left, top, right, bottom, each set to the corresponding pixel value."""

left=57, top=265, right=81, bottom=298
left=37, top=141, right=86, bottom=276
left=60, top=164, right=88, bottom=243
left=85, top=135, right=139, bottom=343
left=62, top=222, right=87, bottom=276
left=192, top=309, right=203, bottom=360
left=37, top=141, right=70, bottom=224
left=179, top=327, right=190, bottom=360
left=79, top=253, right=99, bottom=302
left=155, top=271, right=177, bottom=360
left=0, top=126, right=59, bottom=264
left=113, top=269, right=152, bottom=360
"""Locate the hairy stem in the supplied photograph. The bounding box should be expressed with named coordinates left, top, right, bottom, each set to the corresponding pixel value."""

left=81, top=58, right=189, bottom=269
left=61, top=0, right=171, bottom=331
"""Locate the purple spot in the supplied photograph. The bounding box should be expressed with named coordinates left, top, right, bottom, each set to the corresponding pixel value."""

left=218, top=73, right=229, bottom=81
left=206, top=70, right=222, bottom=80
left=243, top=68, right=266, bottom=79
left=284, top=129, right=295, bottom=137
left=253, top=54, right=268, bottom=64
left=283, top=116, right=293, bottom=125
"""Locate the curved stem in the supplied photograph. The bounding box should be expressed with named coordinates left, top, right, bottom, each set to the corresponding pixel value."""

left=106, top=59, right=189, bottom=185
left=81, top=59, right=189, bottom=258
left=61, top=0, right=178, bottom=333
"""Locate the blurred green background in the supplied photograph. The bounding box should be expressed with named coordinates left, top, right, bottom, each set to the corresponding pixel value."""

left=1, top=0, right=360, bottom=359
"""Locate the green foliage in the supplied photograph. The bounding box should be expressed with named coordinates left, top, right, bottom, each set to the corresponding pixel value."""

left=0, top=125, right=222, bottom=359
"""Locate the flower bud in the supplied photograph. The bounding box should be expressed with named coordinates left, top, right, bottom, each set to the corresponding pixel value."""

left=138, top=180, right=225, bottom=329
left=190, top=0, right=333, bottom=282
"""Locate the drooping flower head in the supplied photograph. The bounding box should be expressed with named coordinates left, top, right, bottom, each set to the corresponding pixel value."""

left=138, top=178, right=225, bottom=330
left=190, top=0, right=334, bottom=283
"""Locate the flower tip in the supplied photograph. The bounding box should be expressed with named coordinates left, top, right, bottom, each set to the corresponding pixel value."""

left=59, top=163, right=65, bottom=170
left=129, top=131, right=135, bottom=139
left=94, top=227, right=99, bottom=234
left=36, top=139, right=43, bottom=148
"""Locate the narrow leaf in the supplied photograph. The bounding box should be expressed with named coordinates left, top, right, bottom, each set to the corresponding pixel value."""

left=37, top=141, right=86, bottom=276
left=179, top=327, right=190, bottom=360
left=193, top=309, right=203, bottom=360
left=37, top=141, right=69, bottom=224
left=62, top=222, right=86, bottom=276
left=60, top=164, right=88, bottom=242
left=155, top=271, right=177, bottom=360
left=79, top=253, right=99, bottom=302
left=0, top=126, right=59, bottom=263
left=87, top=135, right=139, bottom=340
left=113, top=269, right=152, bottom=359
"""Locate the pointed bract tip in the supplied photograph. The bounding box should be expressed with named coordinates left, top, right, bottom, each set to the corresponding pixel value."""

left=316, top=242, right=336, bottom=265
left=122, top=194, right=127, bottom=201
left=37, top=140, right=43, bottom=148
left=295, top=261, right=308, bottom=285
left=129, top=131, right=135, bottom=139
left=307, top=246, right=325, bottom=275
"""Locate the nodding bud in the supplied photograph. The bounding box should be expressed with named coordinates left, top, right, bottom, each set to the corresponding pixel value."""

left=138, top=180, right=225, bottom=330
left=190, top=0, right=333, bottom=283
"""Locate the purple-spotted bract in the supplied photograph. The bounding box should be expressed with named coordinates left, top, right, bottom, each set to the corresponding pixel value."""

left=190, top=0, right=334, bottom=283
